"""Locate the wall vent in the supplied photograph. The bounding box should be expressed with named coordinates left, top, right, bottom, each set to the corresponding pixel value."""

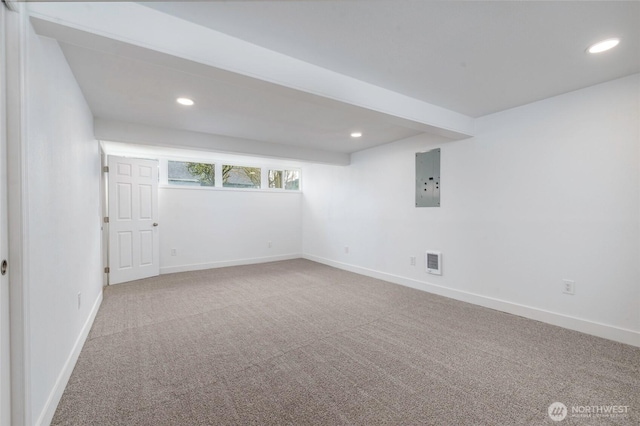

left=425, top=251, right=442, bottom=275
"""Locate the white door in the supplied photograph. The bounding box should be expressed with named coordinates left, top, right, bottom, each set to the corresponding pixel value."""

left=0, top=4, right=11, bottom=423
left=108, top=156, right=159, bottom=285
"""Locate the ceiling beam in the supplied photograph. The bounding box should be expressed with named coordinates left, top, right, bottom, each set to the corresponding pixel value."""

left=28, top=1, right=475, bottom=140
left=94, top=119, right=351, bottom=166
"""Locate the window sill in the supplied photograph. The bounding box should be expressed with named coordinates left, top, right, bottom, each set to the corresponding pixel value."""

left=159, top=185, right=302, bottom=194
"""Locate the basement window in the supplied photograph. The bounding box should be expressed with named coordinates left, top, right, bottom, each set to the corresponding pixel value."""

left=284, top=170, right=300, bottom=190
left=165, top=159, right=300, bottom=191
left=269, top=169, right=300, bottom=190
left=268, top=170, right=283, bottom=188
left=222, top=165, right=261, bottom=189
left=168, top=161, right=215, bottom=186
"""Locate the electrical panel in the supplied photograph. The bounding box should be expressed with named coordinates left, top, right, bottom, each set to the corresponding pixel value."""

left=416, top=148, right=440, bottom=207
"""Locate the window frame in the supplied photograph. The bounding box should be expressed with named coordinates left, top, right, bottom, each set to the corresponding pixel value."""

left=161, top=158, right=301, bottom=193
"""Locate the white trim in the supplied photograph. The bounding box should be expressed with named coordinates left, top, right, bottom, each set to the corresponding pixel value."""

left=159, top=185, right=302, bottom=194
left=35, top=291, right=103, bottom=426
left=303, top=254, right=640, bottom=348
left=0, top=5, right=11, bottom=424
left=159, top=253, right=302, bottom=275
left=100, top=148, right=109, bottom=287
left=6, top=4, right=31, bottom=424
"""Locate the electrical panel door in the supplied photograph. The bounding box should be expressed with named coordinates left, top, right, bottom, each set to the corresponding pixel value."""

left=416, top=149, right=440, bottom=207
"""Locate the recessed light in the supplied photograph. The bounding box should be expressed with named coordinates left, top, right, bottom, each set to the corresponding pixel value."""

left=350, top=132, right=362, bottom=138
left=587, top=38, right=620, bottom=54
left=176, top=97, right=194, bottom=106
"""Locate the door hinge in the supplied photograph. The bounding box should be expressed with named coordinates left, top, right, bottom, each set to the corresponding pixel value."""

left=3, top=0, right=19, bottom=12
left=104, top=267, right=110, bottom=274
left=103, top=166, right=109, bottom=173
left=103, top=217, right=109, bottom=223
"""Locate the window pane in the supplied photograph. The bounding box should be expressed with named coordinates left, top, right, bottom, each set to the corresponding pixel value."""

left=168, top=161, right=215, bottom=186
left=268, top=170, right=283, bottom=188
left=223, top=165, right=261, bottom=188
left=284, top=170, right=300, bottom=190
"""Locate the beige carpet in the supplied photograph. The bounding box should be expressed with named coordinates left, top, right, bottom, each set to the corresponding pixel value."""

left=52, top=259, right=639, bottom=425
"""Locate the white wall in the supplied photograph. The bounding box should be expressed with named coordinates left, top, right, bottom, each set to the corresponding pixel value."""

left=159, top=187, right=302, bottom=273
left=99, top=143, right=305, bottom=275
left=303, top=74, right=640, bottom=346
left=26, top=29, right=103, bottom=424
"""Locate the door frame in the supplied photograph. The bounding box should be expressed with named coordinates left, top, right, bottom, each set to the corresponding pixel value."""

left=100, top=145, right=109, bottom=287
left=0, top=4, right=11, bottom=424
left=4, top=2, right=30, bottom=424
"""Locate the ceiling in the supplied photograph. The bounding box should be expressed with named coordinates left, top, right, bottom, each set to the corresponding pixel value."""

left=58, top=41, right=423, bottom=154
left=29, top=1, right=640, bottom=162
left=144, top=0, right=640, bottom=118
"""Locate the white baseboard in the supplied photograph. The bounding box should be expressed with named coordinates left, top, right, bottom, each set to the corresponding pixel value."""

left=160, top=253, right=302, bottom=275
left=36, top=290, right=103, bottom=426
left=303, top=254, right=640, bottom=348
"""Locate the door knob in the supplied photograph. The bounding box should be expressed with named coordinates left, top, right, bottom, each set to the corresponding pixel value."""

left=153, top=223, right=159, bottom=227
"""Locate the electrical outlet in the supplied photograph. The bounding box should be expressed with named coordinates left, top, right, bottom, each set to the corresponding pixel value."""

left=562, top=279, right=575, bottom=295
left=344, top=246, right=349, bottom=254
left=268, top=241, right=272, bottom=248
left=410, top=256, right=416, bottom=266
left=171, top=248, right=177, bottom=256
left=77, top=293, right=82, bottom=310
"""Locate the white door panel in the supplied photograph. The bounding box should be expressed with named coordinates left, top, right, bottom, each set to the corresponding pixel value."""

left=108, top=156, right=159, bottom=284
left=117, top=183, right=132, bottom=220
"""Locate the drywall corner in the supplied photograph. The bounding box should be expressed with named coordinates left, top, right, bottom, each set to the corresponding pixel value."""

left=35, top=291, right=102, bottom=426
